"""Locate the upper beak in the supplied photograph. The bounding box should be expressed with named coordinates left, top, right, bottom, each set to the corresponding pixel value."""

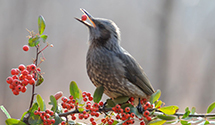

left=75, top=8, right=96, bottom=28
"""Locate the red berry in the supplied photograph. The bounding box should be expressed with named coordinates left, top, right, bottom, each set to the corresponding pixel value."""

left=6, top=77, right=13, bottom=84
left=88, top=96, right=93, bottom=101
left=21, top=70, right=29, bottom=76
left=90, top=117, right=94, bottom=122
left=19, top=74, right=25, bottom=81
left=143, top=110, right=150, bottom=117
left=26, top=74, right=33, bottom=80
left=12, top=79, right=19, bottom=86
left=21, top=86, right=27, bottom=93
left=45, top=114, right=50, bottom=118
left=83, top=110, right=86, bottom=114
left=21, top=79, right=29, bottom=86
left=92, top=121, right=96, bottom=125
left=15, top=85, right=22, bottom=91
left=79, top=114, right=84, bottom=119
left=49, top=111, right=54, bottom=116
left=11, top=68, right=17, bottom=75
left=12, top=75, right=18, bottom=79
left=119, top=108, right=124, bottom=113
left=9, top=84, right=15, bottom=89
left=99, top=101, right=104, bottom=106
left=72, top=115, right=76, bottom=120
left=140, top=121, right=145, bottom=125
left=81, top=15, right=87, bottom=21
left=115, top=104, right=121, bottom=109
left=18, top=64, right=26, bottom=71
left=83, top=97, right=87, bottom=102
left=108, top=119, right=113, bottom=125
left=23, top=45, right=29, bottom=51
left=146, top=116, right=151, bottom=121
left=51, top=119, right=55, bottom=124
left=130, top=113, right=135, bottom=118
left=12, top=89, right=19, bottom=95
left=61, top=121, right=66, bottom=125
left=95, top=112, right=99, bottom=117
left=34, top=110, right=39, bottom=115
left=129, top=97, right=135, bottom=102
left=86, top=92, right=91, bottom=97
left=70, top=104, right=75, bottom=109
left=71, top=99, right=76, bottom=103
left=116, top=114, right=120, bottom=119
left=36, top=67, right=41, bottom=72
left=101, top=118, right=106, bottom=123
left=30, top=64, right=36, bottom=71
left=125, top=107, right=130, bottom=112
left=145, top=102, right=151, bottom=107
left=29, top=78, right=35, bottom=85
left=69, top=95, right=73, bottom=100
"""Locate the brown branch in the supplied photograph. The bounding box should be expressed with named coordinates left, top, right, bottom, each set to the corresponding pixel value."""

left=29, top=46, right=39, bottom=109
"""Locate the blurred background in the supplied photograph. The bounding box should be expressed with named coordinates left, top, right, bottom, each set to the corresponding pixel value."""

left=1, top=0, right=215, bottom=124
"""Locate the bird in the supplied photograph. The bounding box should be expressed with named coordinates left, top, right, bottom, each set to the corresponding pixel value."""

left=75, top=9, right=155, bottom=104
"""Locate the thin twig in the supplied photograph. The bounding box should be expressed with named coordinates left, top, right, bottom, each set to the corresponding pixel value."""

left=29, top=46, right=39, bottom=109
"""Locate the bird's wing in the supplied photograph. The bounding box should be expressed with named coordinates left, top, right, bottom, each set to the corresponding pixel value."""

left=116, top=49, right=155, bottom=95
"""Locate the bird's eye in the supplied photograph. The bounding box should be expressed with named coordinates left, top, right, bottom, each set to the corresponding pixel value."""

left=98, top=24, right=105, bottom=29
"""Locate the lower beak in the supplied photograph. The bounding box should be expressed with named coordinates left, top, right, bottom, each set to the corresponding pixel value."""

left=75, top=8, right=96, bottom=28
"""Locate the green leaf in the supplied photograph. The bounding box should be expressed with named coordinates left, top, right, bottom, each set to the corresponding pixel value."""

left=53, top=113, right=62, bottom=125
left=93, top=86, right=104, bottom=103
left=36, top=94, right=45, bottom=111
left=20, top=112, right=28, bottom=121
left=78, top=107, right=85, bottom=112
left=40, top=34, right=48, bottom=43
left=182, top=107, right=190, bottom=119
left=121, top=103, right=133, bottom=109
left=70, top=81, right=80, bottom=101
left=113, top=96, right=129, bottom=104
left=28, top=114, right=42, bottom=125
left=191, top=107, right=196, bottom=114
left=180, top=120, right=191, bottom=125
left=5, top=118, right=27, bottom=125
left=158, top=105, right=179, bottom=115
left=36, top=74, right=44, bottom=86
left=155, top=100, right=163, bottom=108
left=205, top=120, right=210, bottom=124
left=165, top=119, right=180, bottom=124
left=106, top=99, right=116, bottom=107
left=0, top=105, right=11, bottom=118
left=149, top=119, right=166, bottom=125
left=207, top=102, right=215, bottom=113
left=150, top=89, right=161, bottom=104
left=28, top=102, right=39, bottom=113
left=49, top=95, right=57, bottom=112
left=130, top=106, right=142, bottom=119
left=28, top=35, right=40, bottom=47
left=38, top=15, right=46, bottom=35
left=157, top=115, right=176, bottom=120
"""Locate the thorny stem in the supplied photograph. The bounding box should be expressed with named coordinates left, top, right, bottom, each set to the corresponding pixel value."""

left=29, top=46, right=39, bottom=109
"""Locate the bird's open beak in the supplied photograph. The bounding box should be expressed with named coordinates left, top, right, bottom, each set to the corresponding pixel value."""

left=75, top=8, right=96, bottom=28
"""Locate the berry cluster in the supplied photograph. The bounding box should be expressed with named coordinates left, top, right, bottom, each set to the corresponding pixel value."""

left=6, top=64, right=39, bottom=95
left=59, top=92, right=153, bottom=125
left=111, top=99, right=152, bottom=125
left=60, top=92, right=104, bottom=125
left=34, top=109, right=55, bottom=125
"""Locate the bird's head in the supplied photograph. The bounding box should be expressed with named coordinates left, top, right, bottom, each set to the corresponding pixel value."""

left=76, top=9, right=121, bottom=50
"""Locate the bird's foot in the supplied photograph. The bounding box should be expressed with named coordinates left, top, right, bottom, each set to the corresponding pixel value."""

left=136, top=98, right=143, bottom=114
